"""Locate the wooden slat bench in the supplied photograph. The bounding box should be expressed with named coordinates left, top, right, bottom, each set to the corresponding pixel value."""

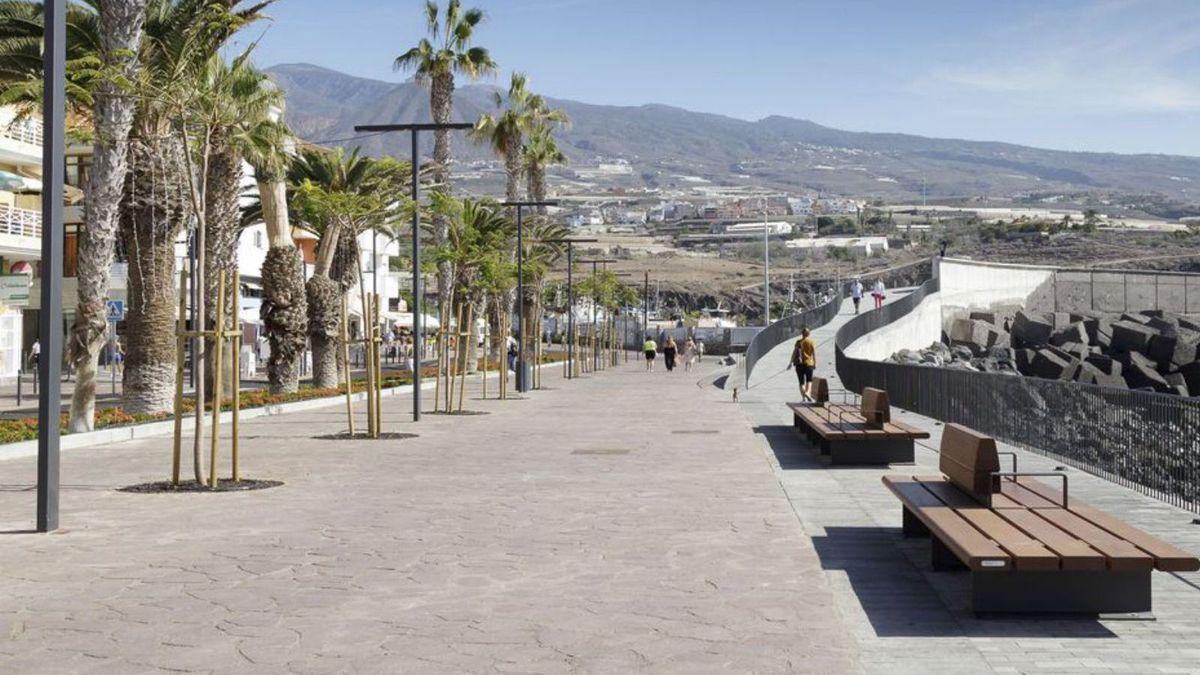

left=884, top=423, right=1199, bottom=614
left=788, top=383, right=929, bottom=465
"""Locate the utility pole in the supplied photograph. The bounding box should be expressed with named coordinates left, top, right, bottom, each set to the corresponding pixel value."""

left=763, top=194, right=770, bottom=327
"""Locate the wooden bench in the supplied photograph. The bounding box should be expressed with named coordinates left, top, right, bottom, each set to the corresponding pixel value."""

left=788, top=384, right=929, bottom=465
left=883, top=423, right=1199, bottom=614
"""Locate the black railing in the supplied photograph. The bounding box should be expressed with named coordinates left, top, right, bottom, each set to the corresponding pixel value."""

left=745, top=289, right=844, bottom=388
left=835, top=275, right=1200, bottom=514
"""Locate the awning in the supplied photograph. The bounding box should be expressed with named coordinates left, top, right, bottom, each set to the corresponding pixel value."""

left=0, top=170, right=33, bottom=191
left=382, top=311, right=439, bottom=330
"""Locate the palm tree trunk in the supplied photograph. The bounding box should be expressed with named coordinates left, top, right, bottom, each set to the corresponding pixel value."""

left=258, top=177, right=307, bottom=393
left=67, top=0, right=146, bottom=432
left=306, top=275, right=340, bottom=389
left=120, top=133, right=188, bottom=415
left=204, top=137, right=241, bottom=398
left=430, top=71, right=454, bottom=318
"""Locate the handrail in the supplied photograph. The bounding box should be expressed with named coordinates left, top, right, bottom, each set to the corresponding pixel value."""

left=744, top=288, right=844, bottom=388
left=834, top=267, right=1200, bottom=514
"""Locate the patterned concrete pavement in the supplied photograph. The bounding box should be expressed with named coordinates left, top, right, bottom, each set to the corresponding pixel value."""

left=0, top=357, right=857, bottom=673
left=738, top=296, right=1200, bottom=674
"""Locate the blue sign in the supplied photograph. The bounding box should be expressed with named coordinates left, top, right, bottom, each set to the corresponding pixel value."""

left=106, top=300, right=125, bottom=322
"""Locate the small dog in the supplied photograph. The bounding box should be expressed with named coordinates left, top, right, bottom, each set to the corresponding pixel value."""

left=732, top=387, right=739, bottom=402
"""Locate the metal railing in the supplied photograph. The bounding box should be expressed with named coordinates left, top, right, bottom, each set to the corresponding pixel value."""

left=835, top=274, right=1200, bottom=514
left=1, top=118, right=43, bottom=146
left=0, top=204, right=42, bottom=238
left=744, top=288, right=844, bottom=388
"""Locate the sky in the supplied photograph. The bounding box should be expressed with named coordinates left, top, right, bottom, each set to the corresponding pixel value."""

left=241, top=0, right=1200, bottom=156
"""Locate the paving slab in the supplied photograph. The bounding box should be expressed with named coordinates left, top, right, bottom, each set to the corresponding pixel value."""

left=738, top=295, right=1200, bottom=674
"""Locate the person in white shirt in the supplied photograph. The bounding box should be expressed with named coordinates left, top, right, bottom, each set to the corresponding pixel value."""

left=850, top=279, right=864, bottom=314
left=872, top=279, right=886, bottom=309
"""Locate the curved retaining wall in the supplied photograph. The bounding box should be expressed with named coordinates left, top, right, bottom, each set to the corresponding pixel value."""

left=835, top=274, right=1200, bottom=514
left=744, top=290, right=844, bottom=388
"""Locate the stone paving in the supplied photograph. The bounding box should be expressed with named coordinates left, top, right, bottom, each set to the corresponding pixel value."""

left=738, top=296, right=1200, bottom=674
left=0, top=355, right=857, bottom=673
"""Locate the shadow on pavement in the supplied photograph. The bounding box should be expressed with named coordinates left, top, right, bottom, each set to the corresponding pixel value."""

left=812, top=526, right=1117, bottom=639
left=752, top=424, right=826, bottom=470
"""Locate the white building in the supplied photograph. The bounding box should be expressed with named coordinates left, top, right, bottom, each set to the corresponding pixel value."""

left=785, top=235, right=890, bottom=256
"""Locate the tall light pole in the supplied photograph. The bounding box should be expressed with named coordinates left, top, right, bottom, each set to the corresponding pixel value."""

left=503, top=200, right=558, bottom=393
left=353, top=122, right=473, bottom=422
left=579, top=258, right=615, bottom=371
left=37, top=0, right=65, bottom=532
left=762, top=194, right=771, bottom=327
left=536, top=237, right=595, bottom=379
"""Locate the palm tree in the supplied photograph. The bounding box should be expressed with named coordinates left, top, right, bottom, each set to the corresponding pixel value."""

left=119, top=0, right=271, bottom=418
left=0, top=1, right=147, bottom=432
left=394, top=0, right=495, bottom=316
left=287, top=147, right=405, bottom=388
left=189, top=51, right=283, bottom=395
left=523, top=126, right=568, bottom=210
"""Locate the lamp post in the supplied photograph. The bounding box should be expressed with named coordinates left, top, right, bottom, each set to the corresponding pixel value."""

left=502, top=200, right=558, bottom=393
left=353, top=122, right=473, bottom=422
left=535, top=238, right=595, bottom=379
left=762, top=194, right=771, bottom=327
left=37, top=0, right=64, bottom=532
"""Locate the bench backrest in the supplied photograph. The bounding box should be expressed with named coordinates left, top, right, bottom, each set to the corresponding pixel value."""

left=939, top=423, right=1000, bottom=502
left=859, top=387, right=890, bottom=428
left=811, top=378, right=829, bottom=405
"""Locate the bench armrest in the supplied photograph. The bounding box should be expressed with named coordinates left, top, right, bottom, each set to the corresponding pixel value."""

left=988, top=471, right=1068, bottom=508
left=996, top=451, right=1018, bottom=473
left=831, top=388, right=858, bottom=405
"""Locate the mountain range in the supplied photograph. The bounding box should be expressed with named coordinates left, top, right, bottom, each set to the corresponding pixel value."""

left=266, top=63, right=1200, bottom=206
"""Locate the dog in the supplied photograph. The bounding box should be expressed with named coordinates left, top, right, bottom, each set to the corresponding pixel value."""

left=732, top=387, right=739, bottom=402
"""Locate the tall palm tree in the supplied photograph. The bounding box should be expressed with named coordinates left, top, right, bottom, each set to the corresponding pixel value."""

left=0, top=0, right=145, bottom=432
left=523, top=126, right=568, bottom=210
left=119, top=0, right=271, bottom=418
left=394, top=0, right=494, bottom=316
left=244, top=117, right=306, bottom=394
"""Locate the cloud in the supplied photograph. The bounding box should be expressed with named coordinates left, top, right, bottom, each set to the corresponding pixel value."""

left=912, top=0, right=1200, bottom=114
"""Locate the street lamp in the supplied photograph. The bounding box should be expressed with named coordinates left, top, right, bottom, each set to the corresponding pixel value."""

left=353, top=122, right=473, bottom=422
left=535, top=237, right=595, bottom=379
left=502, top=200, right=558, bottom=393
left=37, top=0, right=65, bottom=532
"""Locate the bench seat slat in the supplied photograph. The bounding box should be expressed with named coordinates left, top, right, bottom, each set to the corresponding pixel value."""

left=790, top=404, right=927, bottom=440
left=999, top=481, right=1153, bottom=572
left=883, top=476, right=1011, bottom=571
left=915, top=478, right=1060, bottom=571
left=1015, top=479, right=1200, bottom=573
left=992, top=508, right=1108, bottom=571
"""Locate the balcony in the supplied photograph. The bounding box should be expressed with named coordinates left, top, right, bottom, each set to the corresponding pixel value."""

left=0, top=204, right=41, bottom=257
left=0, top=117, right=42, bottom=166
left=1, top=117, right=43, bottom=146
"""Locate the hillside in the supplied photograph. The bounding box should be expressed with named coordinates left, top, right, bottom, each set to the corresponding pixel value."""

left=266, top=63, right=1200, bottom=204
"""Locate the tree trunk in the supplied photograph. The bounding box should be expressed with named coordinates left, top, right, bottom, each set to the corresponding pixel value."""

left=67, top=0, right=147, bottom=432
left=204, top=137, right=241, bottom=398
left=306, top=274, right=340, bottom=389
left=120, top=133, right=187, bottom=415
left=261, top=246, right=306, bottom=393
left=430, top=71, right=454, bottom=319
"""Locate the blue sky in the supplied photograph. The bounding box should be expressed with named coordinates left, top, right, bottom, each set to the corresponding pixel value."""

left=243, top=0, right=1200, bottom=156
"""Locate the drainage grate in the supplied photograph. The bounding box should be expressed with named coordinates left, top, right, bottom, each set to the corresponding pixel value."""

left=572, top=448, right=631, bottom=455
left=671, top=430, right=720, bottom=435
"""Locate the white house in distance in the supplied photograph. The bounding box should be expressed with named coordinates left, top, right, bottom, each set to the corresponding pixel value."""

left=785, top=235, right=890, bottom=257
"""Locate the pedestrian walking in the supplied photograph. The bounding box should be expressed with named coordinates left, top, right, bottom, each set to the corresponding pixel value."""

left=506, top=334, right=519, bottom=373
left=682, top=337, right=696, bottom=372
left=872, top=278, right=886, bottom=309
left=696, top=340, right=704, bottom=362
left=850, top=278, right=864, bottom=314
left=663, top=337, right=678, bottom=372
left=29, top=339, right=40, bottom=369
left=786, top=327, right=817, bottom=401
left=643, top=336, right=657, bottom=372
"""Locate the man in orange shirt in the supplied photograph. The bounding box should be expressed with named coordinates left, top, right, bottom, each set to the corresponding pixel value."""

left=787, top=327, right=817, bottom=401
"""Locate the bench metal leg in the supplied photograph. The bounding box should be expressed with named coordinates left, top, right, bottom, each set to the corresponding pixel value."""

left=827, top=438, right=915, bottom=465
left=972, top=570, right=1152, bottom=615
left=902, top=507, right=929, bottom=538
left=931, top=535, right=966, bottom=571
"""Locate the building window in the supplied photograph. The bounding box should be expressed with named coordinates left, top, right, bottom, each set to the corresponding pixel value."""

left=253, top=231, right=264, bottom=249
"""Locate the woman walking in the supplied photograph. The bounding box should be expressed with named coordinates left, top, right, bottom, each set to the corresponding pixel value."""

left=682, top=337, right=696, bottom=372
left=872, top=278, right=886, bottom=310
left=643, top=336, right=658, bottom=372
left=663, top=337, right=678, bottom=372
left=786, top=327, right=817, bottom=402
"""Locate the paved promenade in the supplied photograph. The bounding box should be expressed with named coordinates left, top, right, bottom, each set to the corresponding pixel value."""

left=738, top=296, right=1200, bottom=674
left=2, top=302, right=1199, bottom=673
left=0, top=357, right=856, bottom=673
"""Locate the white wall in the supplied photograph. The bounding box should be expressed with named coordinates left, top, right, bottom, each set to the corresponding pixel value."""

left=844, top=258, right=1056, bottom=361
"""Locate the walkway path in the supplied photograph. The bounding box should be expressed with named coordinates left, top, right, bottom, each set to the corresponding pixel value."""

left=0, top=356, right=856, bottom=672
left=738, top=296, right=1200, bottom=673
